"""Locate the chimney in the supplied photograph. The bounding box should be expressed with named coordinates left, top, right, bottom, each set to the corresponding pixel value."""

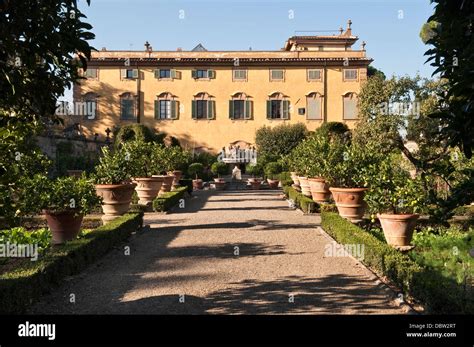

left=177, top=47, right=182, bottom=51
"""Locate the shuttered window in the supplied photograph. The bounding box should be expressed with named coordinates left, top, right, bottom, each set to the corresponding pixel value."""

left=154, top=100, right=178, bottom=120
left=307, top=96, right=322, bottom=120
left=120, top=98, right=135, bottom=120
left=343, top=69, right=358, bottom=81
left=233, top=69, right=247, bottom=81
left=307, top=69, right=322, bottom=81
left=229, top=100, right=253, bottom=119
left=192, top=100, right=215, bottom=119
left=266, top=100, right=289, bottom=119
left=343, top=93, right=358, bottom=119
left=270, top=69, right=284, bottom=81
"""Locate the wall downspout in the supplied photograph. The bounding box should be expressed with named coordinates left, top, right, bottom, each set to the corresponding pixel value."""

left=323, top=61, right=328, bottom=123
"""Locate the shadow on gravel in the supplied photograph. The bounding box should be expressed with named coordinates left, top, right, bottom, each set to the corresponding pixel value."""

left=204, top=275, right=393, bottom=314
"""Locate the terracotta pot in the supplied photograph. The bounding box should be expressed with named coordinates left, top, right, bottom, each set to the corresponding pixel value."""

left=134, top=177, right=163, bottom=205
left=154, top=175, right=174, bottom=194
left=95, top=183, right=136, bottom=223
left=290, top=172, right=300, bottom=186
left=214, top=177, right=225, bottom=183
left=168, top=170, right=182, bottom=189
left=330, top=187, right=368, bottom=223
left=378, top=213, right=419, bottom=247
left=308, top=177, right=330, bottom=203
left=192, top=179, right=203, bottom=190
left=43, top=210, right=83, bottom=244
left=248, top=177, right=260, bottom=183
left=250, top=180, right=262, bottom=190
left=267, top=179, right=280, bottom=189
left=298, top=176, right=312, bottom=197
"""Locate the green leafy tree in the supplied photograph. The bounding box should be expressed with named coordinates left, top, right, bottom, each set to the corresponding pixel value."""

left=422, top=0, right=474, bottom=158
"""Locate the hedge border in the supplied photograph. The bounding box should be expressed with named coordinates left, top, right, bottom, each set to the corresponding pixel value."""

left=321, top=211, right=473, bottom=314
left=152, top=186, right=187, bottom=212
left=0, top=212, right=143, bottom=314
left=283, top=186, right=317, bottom=214
left=179, top=179, right=193, bottom=194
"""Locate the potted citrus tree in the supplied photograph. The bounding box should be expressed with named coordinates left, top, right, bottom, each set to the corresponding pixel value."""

left=365, top=155, right=427, bottom=248
left=324, top=138, right=377, bottom=223
left=164, top=146, right=190, bottom=190
left=211, top=161, right=228, bottom=190
left=124, top=140, right=164, bottom=205
left=93, top=146, right=136, bottom=223
left=20, top=175, right=100, bottom=244
left=246, top=163, right=264, bottom=190
left=188, top=162, right=204, bottom=190
left=264, top=162, right=281, bottom=189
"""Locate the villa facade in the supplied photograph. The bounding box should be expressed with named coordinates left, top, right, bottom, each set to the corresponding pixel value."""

left=73, top=20, right=372, bottom=152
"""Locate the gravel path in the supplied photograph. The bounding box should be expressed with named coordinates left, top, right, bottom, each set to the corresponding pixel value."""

left=29, top=189, right=407, bottom=314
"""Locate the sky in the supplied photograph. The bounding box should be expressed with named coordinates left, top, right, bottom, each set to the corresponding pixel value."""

left=77, top=0, right=435, bottom=79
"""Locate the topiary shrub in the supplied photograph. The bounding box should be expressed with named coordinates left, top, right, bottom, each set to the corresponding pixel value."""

left=246, top=162, right=264, bottom=178
left=188, top=162, right=204, bottom=179
left=211, top=161, right=228, bottom=178
left=255, top=123, right=308, bottom=162
left=264, top=162, right=282, bottom=180
left=113, top=125, right=163, bottom=150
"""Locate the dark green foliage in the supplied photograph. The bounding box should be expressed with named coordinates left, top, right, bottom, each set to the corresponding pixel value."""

left=179, top=179, right=193, bottom=194
left=187, top=162, right=204, bottom=179
left=423, top=0, right=474, bottom=158
left=321, top=212, right=473, bottom=313
left=255, top=123, right=308, bottom=162
left=113, top=125, right=164, bottom=150
left=152, top=187, right=187, bottom=212
left=211, top=161, right=228, bottom=177
left=264, top=162, right=282, bottom=179
left=0, top=212, right=143, bottom=314
left=367, top=66, right=386, bottom=80
left=283, top=186, right=317, bottom=214
left=278, top=171, right=293, bottom=187
left=55, top=141, right=97, bottom=176
left=314, top=122, right=350, bottom=138
left=246, top=162, right=264, bottom=177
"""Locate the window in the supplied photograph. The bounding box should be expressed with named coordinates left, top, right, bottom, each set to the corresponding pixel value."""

left=154, top=69, right=181, bottom=79
left=192, top=93, right=215, bottom=119
left=343, top=92, right=358, bottom=120
left=120, top=93, right=135, bottom=120
left=121, top=69, right=139, bottom=79
left=155, top=100, right=179, bottom=120
left=307, top=69, right=322, bottom=81
left=306, top=92, right=322, bottom=120
left=192, top=69, right=216, bottom=79
left=270, top=69, right=285, bottom=81
left=266, top=93, right=290, bottom=119
left=83, top=92, right=98, bottom=120
left=229, top=93, right=253, bottom=119
left=84, top=68, right=98, bottom=79
left=233, top=69, right=247, bottom=81
left=343, top=69, right=358, bottom=81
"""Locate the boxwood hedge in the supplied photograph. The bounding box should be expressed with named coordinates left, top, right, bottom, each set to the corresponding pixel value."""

left=0, top=212, right=143, bottom=314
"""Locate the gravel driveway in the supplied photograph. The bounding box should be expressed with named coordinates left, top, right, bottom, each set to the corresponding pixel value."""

left=29, top=189, right=407, bottom=314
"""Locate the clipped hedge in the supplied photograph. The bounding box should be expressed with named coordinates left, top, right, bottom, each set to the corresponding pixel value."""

left=283, top=186, right=317, bottom=214
left=321, top=212, right=473, bottom=314
left=0, top=212, right=143, bottom=314
left=153, top=186, right=187, bottom=212
left=179, top=178, right=193, bottom=194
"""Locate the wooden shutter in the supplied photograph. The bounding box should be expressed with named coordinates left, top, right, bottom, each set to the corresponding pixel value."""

left=207, top=100, right=215, bottom=119
left=154, top=69, right=160, bottom=79
left=307, top=97, right=321, bottom=120
left=154, top=100, right=160, bottom=119
left=121, top=99, right=133, bottom=119
left=343, top=95, right=357, bottom=119
left=191, top=100, right=197, bottom=119
left=244, top=100, right=253, bottom=119
left=132, top=69, right=139, bottom=79
left=170, top=100, right=178, bottom=119
left=266, top=100, right=272, bottom=119
left=282, top=100, right=290, bottom=119
left=121, top=69, right=127, bottom=79
left=170, top=69, right=177, bottom=79
left=191, top=70, right=197, bottom=79
left=208, top=70, right=216, bottom=79
left=229, top=100, right=234, bottom=119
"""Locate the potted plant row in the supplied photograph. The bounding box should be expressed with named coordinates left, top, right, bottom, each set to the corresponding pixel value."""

left=246, top=163, right=264, bottom=190
left=20, top=175, right=100, bottom=244
left=211, top=161, right=228, bottom=190
left=264, top=162, right=281, bottom=189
